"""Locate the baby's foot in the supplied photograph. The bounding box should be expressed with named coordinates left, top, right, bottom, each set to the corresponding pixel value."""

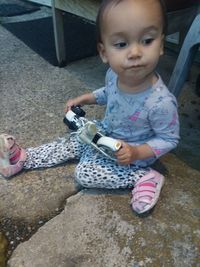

left=0, top=136, right=10, bottom=169
left=0, top=134, right=27, bottom=178
left=131, top=170, right=165, bottom=214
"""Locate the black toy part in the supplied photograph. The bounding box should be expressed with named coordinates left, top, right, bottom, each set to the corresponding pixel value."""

left=71, top=106, right=86, bottom=117
left=63, top=106, right=86, bottom=130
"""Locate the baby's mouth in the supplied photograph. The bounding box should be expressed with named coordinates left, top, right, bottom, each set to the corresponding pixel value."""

left=124, top=65, right=144, bottom=72
left=127, top=64, right=143, bottom=69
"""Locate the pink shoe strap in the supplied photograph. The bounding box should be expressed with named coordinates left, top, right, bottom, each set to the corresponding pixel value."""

left=134, top=170, right=160, bottom=185
left=132, top=190, right=155, bottom=202
left=9, top=145, right=21, bottom=164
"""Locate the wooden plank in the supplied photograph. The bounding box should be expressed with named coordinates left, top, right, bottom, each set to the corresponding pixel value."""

left=25, top=0, right=52, bottom=7
left=55, top=0, right=100, bottom=22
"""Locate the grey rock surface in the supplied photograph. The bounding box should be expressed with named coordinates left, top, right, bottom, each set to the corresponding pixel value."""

left=0, top=24, right=81, bottom=222
left=7, top=155, right=200, bottom=267
left=0, top=6, right=200, bottom=267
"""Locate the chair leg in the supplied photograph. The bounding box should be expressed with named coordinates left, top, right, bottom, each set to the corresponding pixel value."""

left=52, top=0, right=66, bottom=67
left=168, top=46, right=199, bottom=97
left=168, top=14, right=200, bottom=97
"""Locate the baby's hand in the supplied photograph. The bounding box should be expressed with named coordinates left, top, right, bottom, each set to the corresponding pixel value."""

left=64, top=98, right=81, bottom=113
left=115, top=141, right=139, bottom=165
left=64, top=93, right=96, bottom=113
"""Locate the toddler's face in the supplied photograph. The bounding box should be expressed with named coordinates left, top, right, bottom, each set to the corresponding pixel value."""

left=98, top=0, right=164, bottom=90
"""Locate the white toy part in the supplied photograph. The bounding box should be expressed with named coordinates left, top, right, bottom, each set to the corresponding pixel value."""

left=97, top=136, right=121, bottom=152
left=65, top=110, right=85, bottom=129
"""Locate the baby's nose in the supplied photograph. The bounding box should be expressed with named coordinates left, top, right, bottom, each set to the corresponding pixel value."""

left=127, top=43, right=142, bottom=59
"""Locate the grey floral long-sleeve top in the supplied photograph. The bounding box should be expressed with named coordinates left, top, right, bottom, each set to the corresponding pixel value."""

left=93, top=68, right=180, bottom=167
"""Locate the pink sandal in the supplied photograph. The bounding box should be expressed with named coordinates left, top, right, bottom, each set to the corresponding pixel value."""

left=0, top=134, right=27, bottom=178
left=131, top=170, right=165, bottom=214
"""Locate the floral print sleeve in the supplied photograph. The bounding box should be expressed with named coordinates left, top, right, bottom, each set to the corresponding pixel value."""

left=146, top=97, right=180, bottom=158
left=93, top=86, right=107, bottom=105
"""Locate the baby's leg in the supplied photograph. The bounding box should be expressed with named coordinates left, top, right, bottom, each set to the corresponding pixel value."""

left=75, top=147, right=149, bottom=189
left=76, top=147, right=165, bottom=214
left=24, top=135, right=86, bottom=169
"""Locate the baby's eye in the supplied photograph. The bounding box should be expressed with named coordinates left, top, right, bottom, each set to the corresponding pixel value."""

left=114, top=42, right=127, bottom=49
left=141, top=38, right=154, bottom=46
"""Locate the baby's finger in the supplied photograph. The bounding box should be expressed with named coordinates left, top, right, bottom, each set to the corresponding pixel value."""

left=115, top=151, right=127, bottom=162
left=64, top=101, right=73, bottom=112
left=64, top=105, right=70, bottom=113
left=117, top=157, right=129, bottom=165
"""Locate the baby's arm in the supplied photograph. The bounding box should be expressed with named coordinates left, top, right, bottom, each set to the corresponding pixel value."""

left=116, top=96, right=180, bottom=165
left=65, top=93, right=97, bottom=112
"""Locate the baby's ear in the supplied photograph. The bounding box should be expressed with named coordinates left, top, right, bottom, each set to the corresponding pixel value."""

left=97, top=43, right=108, bottom=63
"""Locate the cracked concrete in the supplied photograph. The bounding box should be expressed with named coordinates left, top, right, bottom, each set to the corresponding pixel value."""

left=0, top=5, right=199, bottom=267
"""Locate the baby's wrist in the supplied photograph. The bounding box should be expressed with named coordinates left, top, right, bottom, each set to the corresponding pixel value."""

left=133, top=144, right=154, bottom=160
left=131, top=146, right=140, bottom=161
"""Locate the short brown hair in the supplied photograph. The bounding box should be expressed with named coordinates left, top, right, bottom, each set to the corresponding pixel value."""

left=96, top=0, right=167, bottom=43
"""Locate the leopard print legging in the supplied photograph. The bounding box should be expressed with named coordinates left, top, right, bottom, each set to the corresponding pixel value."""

left=24, top=134, right=149, bottom=189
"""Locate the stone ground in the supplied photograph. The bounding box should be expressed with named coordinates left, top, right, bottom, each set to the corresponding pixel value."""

left=0, top=3, right=200, bottom=267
